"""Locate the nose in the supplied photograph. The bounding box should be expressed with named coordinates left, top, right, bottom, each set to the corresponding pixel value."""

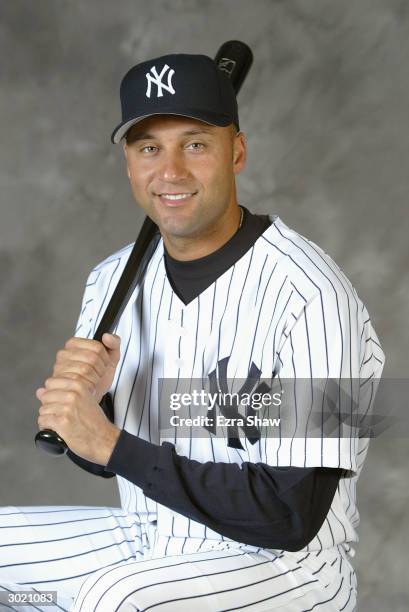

left=158, top=149, right=189, bottom=182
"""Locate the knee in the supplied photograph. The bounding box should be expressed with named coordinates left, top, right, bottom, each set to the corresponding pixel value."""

left=71, top=564, right=143, bottom=612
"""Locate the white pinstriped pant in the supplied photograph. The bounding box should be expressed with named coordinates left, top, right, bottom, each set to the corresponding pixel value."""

left=0, top=506, right=356, bottom=611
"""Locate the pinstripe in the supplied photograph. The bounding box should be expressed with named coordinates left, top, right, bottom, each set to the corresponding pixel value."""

left=300, top=305, right=315, bottom=468
left=85, top=269, right=101, bottom=287
left=339, top=585, right=354, bottom=610
left=21, top=555, right=136, bottom=585
left=220, top=580, right=321, bottom=612
left=0, top=524, right=141, bottom=549
left=143, top=577, right=319, bottom=612
left=93, top=258, right=122, bottom=334
left=136, top=252, right=163, bottom=441
left=229, top=247, right=256, bottom=363
left=0, top=507, right=109, bottom=516
left=0, top=513, right=123, bottom=529
left=187, top=294, right=201, bottom=460
left=244, top=256, right=283, bottom=380
left=111, top=290, right=136, bottom=409
left=0, top=539, right=135, bottom=569
left=147, top=271, right=167, bottom=442
left=300, top=576, right=344, bottom=611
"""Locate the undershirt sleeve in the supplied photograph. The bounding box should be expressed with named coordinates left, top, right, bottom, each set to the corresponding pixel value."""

left=105, top=429, right=344, bottom=550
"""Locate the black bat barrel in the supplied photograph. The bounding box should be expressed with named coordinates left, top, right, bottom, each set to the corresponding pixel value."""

left=214, top=40, right=253, bottom=93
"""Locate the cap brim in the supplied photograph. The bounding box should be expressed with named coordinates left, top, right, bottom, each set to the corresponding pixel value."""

left=110, top=110, right=233, bottom=144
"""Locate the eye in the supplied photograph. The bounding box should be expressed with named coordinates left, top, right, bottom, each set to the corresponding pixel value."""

left=140, top=145, right=158, bottom=154
left=187, top=142, right=205, bottom=151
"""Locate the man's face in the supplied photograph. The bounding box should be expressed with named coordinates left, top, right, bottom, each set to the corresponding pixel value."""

left=122, top=115, right=246, bottom=241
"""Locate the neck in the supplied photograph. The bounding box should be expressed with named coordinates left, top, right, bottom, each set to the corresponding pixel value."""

left=162, top=205, right=243, bottom=261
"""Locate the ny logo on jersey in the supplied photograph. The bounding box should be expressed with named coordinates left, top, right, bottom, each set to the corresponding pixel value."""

left=145, top=64, right=176, bottom=98
left=204, top=356, right=272, bottom=450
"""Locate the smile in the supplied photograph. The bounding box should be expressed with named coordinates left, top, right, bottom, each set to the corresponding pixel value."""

left=159, top=192, right=196, bottom=199
left=156, top=192, right=198, bottom=206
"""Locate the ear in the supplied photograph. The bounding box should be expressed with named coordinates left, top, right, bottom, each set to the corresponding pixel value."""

left=233, top=131, right=246, bottom=175
left=123, top=142, right=131, bottom=179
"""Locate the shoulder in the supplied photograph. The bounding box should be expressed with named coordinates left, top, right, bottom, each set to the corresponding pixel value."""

left=85, top=233, right=163, bottom=293
left=260, top=215, right=361, bottom=308
left=259, top=216, right=386, bottom=374
left=82, top=242, right=134, bottom=291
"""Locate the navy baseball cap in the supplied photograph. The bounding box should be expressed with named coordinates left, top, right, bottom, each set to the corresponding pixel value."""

left=111, top=53, right=240, bottom=144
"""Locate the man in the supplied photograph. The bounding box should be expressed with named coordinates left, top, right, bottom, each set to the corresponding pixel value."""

left=1, top=53, right=384, bottom=611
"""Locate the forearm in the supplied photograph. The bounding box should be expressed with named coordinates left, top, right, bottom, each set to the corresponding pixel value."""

left=105, top=429, right=343, bottom=549
left=65, top=393, right=118, bottom=477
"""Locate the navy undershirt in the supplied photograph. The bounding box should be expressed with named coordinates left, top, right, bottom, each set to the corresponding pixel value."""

left=67, top=206, right=344, bottom=550
left=163, top=206, right=271, bottom=304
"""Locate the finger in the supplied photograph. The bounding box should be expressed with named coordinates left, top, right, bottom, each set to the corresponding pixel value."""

left=35, top=387, right=46, bottom=400
left=38, top=403, right=61, bottom=417
left=101, top=333, right=121, bottom=348
left=44, top=376, right=86, bottom=390
left=101, top=334, right=121, bottom=365
left=37, top=413, right=64, bottom=433
left=64, top=337, right=112, bottom=368
left=45, top=374, right=96, bottom=396
left=55, top=349, right=107, bottom=378
left=52, top=365, right=98, bottom=391
left=38, top=387, right=79, bottom=405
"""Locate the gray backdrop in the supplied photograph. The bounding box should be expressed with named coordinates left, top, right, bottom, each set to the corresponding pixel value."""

left=1, top=1, right=408, bottom=610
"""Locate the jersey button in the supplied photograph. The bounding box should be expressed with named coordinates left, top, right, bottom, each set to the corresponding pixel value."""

left=168, top=320, right=188, bottom=337
left=176, top=327, right=187, bottom=337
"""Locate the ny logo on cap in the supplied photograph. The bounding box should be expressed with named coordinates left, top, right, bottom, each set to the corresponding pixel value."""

left=146, top=64, right=176, bottom=98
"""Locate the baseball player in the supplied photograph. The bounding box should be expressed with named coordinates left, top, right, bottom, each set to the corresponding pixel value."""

left=0, top=53, right=385, bottom=612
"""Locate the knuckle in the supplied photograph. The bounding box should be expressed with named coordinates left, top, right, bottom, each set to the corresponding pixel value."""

left=70, top=373, right=91, bottom=392
left=97, top=344, right=106, bottom=357
left=79, top=361, right=92, bottom=374
left=65, top=390, right=77, bottom=403
left=89, top=351, right=100, bottom=364
left=74, top=379, right=86, bottom=392
left=59, top=414, right=69, bottom=427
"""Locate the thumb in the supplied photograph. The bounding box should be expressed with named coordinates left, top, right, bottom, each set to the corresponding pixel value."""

left=101, top=333, right=121, bottom=366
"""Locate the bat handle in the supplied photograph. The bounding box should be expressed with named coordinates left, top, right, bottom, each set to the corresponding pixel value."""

left=34, top=429, right=68, bottom=455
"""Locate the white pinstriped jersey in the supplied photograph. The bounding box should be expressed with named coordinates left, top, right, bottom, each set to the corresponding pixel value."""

left=74, top=213, right=385, bottom=560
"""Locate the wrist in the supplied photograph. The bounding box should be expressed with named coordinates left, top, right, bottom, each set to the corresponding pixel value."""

left=99, top=425, right=121, bottom=466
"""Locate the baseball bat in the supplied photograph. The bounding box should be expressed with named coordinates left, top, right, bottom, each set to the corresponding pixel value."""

left=34, top=40, right=254, bottom=456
